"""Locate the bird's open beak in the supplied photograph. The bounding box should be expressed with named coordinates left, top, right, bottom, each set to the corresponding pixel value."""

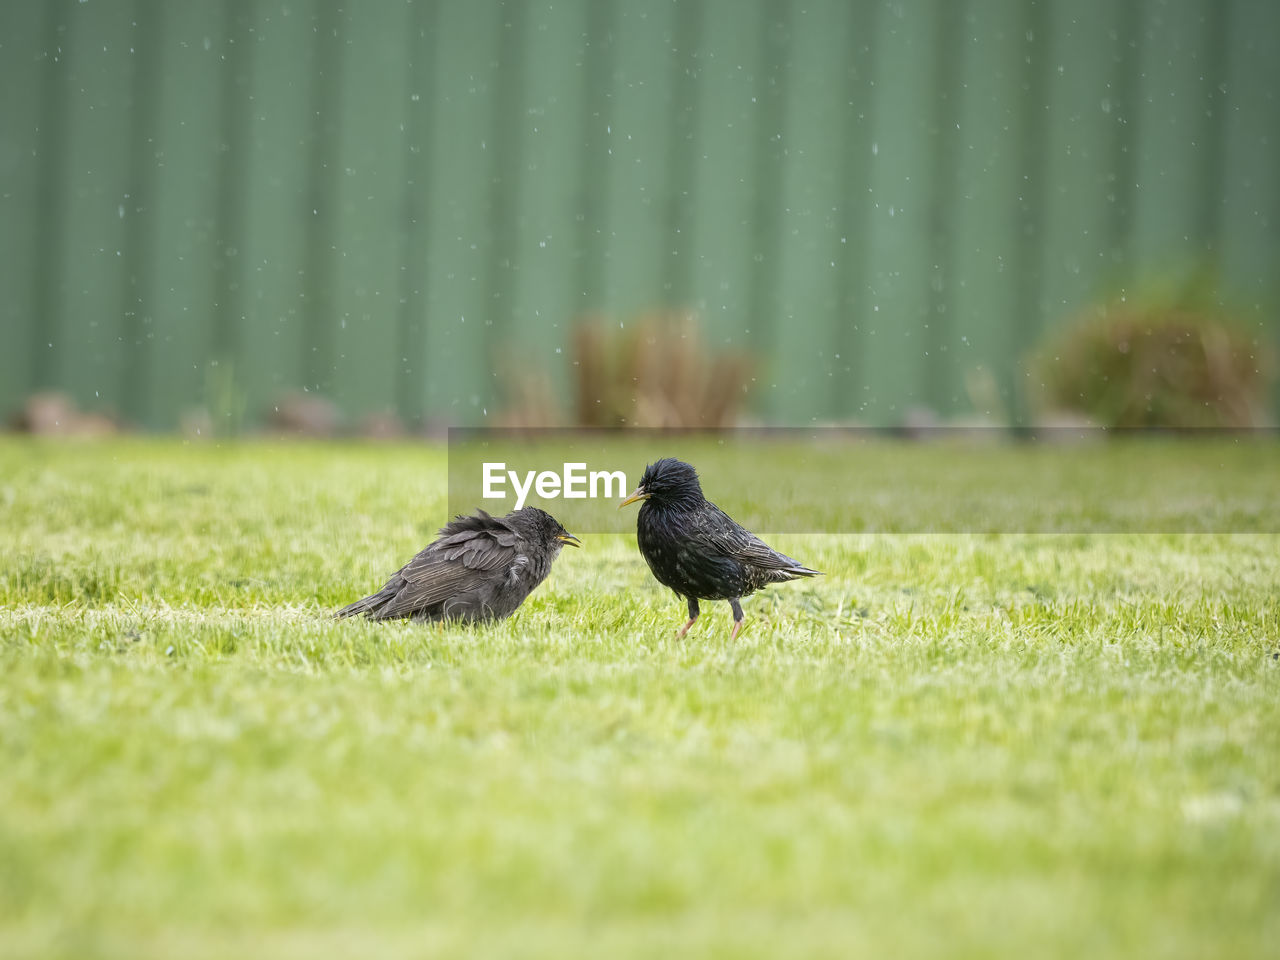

left=619, top=487, right=648, bottom=509
left=557, top=533, right=581, bottom=548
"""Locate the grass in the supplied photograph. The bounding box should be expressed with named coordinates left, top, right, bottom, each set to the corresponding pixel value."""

left=1, top=437, right=1278, bottom=959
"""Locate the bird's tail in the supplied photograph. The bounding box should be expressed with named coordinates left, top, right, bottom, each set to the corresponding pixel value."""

left=771, top=558, right=822, bottom=582
left=332, top=588, right=393, bottom=620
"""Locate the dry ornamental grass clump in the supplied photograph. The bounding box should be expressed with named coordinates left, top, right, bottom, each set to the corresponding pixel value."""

left=496, top=310, right=753, bottom=428
left=1034, top=292, right=1276, bottom=429
left=573, top=311, right=753, bottom=428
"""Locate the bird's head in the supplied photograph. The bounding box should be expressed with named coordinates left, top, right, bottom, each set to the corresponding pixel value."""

left=508, top=507, right=580, bottom=551
left=619, top=457, right=703, bottom=509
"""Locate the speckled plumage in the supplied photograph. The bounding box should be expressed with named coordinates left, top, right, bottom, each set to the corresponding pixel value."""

left=334, top=507, right=578, bottom=623
left=622, top=458, right=820, bottom=640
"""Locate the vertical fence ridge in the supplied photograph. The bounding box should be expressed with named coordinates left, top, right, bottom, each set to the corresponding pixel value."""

left=1106, top=0, right=1144, bottom=270
left=574, top=0, right=616, bottom=314
left=486, top=0, right=529, bottom=350
left=396, top=0, right=440, bottom=427
left=661, top=0, right=705, bottom=306
left=831, top=0, right=879, bottom=419
left=212, top=0, right=256, bottom=384
left=745, top=0, right=792, bottom=358
left=119, top=0, right=165, bottom=425
left=925, top=0, right=966, bottom=414
left=30, top=0, right=76, bottom=395
left=301, top=0, right=345, bottom=393
left=1012, top=0, right=1054, bottom=415
left=1197, top=0, right=1233, bottom=257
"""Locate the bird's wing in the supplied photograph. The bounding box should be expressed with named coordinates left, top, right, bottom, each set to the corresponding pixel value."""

left=693, top=503, right=812, bottom=572
left=372, top=522, right=523, bottom=618
left=406, top=521, right=522, bottom=580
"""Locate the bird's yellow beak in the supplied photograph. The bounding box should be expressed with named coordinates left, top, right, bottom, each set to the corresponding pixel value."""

left=619, top=487, right=648, bottom=509
left=557, top=533, right=581, bottom=548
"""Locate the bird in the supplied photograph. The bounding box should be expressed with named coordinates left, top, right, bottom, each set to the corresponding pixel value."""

left=333, top=506, right=579, bottom=623
left=619, top=457, right=820, bottom=641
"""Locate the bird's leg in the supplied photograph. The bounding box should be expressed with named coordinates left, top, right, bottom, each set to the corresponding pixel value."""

left=677, top=597, right=700, bottom=638
left=728, top=598, right=745, bottom=642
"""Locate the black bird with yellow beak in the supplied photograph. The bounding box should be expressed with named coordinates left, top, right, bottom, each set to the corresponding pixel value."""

left=334, top=506, right=579, bottom=624
left=620, top=458, right=820, bottom=641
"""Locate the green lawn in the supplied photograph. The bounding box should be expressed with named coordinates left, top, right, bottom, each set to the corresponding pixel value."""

left=1, top=438, right=1277, bottom=959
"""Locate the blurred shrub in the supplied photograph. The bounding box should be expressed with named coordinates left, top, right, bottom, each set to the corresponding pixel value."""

left=1033, top=279, right=1276, bottom=428
left=9, top=392, right=118, bottom=436
left=268, top=392, right=341, bottom=437
left=499, top=310, right=753, bottom=427
left=574, top=310, right=752, bottom=427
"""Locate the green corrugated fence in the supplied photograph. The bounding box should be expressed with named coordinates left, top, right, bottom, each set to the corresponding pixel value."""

left=1, top=0, right=1277, bottom=428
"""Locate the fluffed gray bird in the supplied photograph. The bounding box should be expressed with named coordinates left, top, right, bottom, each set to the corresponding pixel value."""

left=334, top=507, right=579, bottom=623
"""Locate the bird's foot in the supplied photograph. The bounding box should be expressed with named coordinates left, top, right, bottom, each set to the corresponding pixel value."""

left=677, top=616, right=698, bottom=638
left=728, top=619, right=744, bottom=642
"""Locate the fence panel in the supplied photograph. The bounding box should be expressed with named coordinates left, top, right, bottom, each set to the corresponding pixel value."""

left=1, top=0, right=1276, bottom=429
